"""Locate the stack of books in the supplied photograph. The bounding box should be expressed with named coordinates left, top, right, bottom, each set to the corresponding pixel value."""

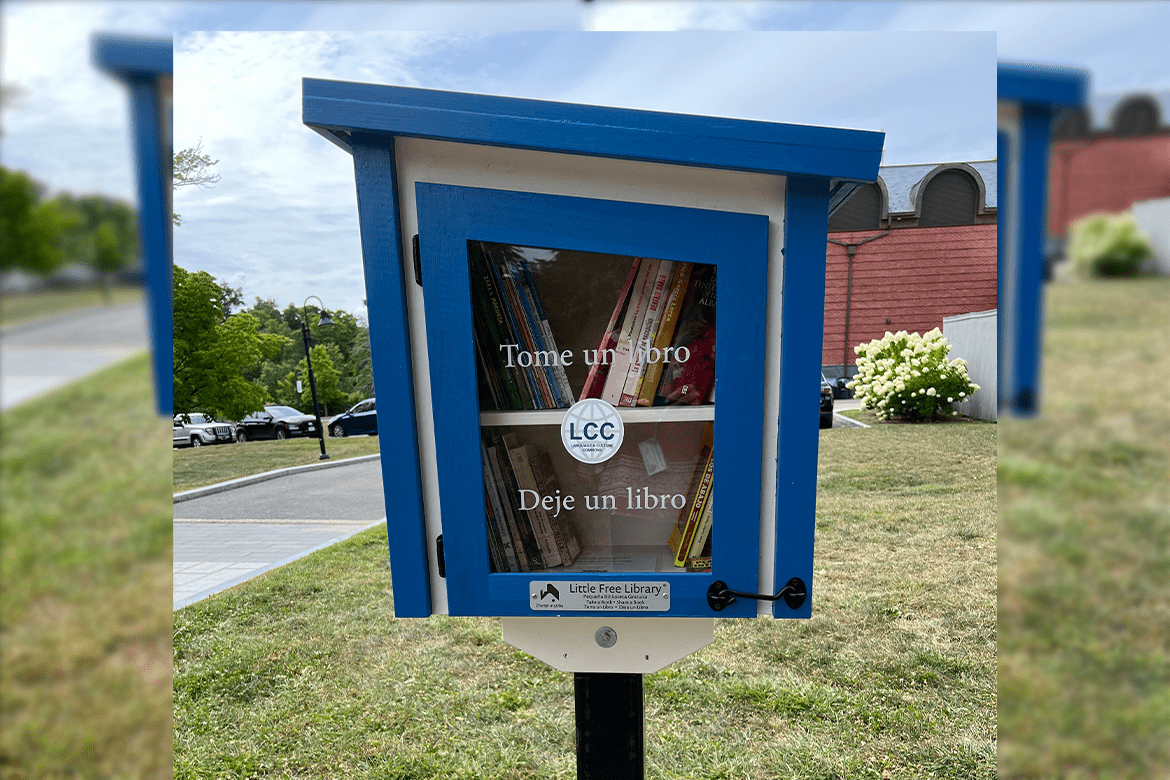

left=666, top=421, right=715, bottom=569
left=579, top=258, right=716, bottom=407
left=481, top=433, right=583, bottom=572
left=470, top=242, right=574, bottom=411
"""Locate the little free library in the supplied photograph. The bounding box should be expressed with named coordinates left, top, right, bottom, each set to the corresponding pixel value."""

left=303, top=78, right=884, bottom=644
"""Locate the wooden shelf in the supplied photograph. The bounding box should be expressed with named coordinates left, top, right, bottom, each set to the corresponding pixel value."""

left=480, top=405, right=715, bottom=427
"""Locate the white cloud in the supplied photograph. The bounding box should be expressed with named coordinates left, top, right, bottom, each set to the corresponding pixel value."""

left=170, top=29, right=991, bottom=319
left=2, top=2, right=179, bottom=198
left=173, top=32, right=476, bottom=316
left=586, top=0, right=775, bottom=31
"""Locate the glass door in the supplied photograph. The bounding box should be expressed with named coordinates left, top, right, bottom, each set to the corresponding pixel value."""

left=416, top=184, right=769, bottom=617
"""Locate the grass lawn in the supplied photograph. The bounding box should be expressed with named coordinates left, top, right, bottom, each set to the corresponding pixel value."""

left=173, top=422, right=995, bottom=778
left=0, top=284, right=144, bottom=329
left=0, top=353, right=171, bottom=779
left=998, top=277, right=1170, bottom=776
left=174, top=436, right=382, bottom=493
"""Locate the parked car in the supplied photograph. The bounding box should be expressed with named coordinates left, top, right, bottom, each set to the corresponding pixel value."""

left=173, top=413, right=235, bottom=448
left=820, top=374, right=835, bottom=429
left=329, top=398, right=377, bottom=437
left=234, top=405, right=320, bottom=442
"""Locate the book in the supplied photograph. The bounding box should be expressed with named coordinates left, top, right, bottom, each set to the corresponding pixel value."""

left=470, top=243, right=528, bottom=410
left=654, top=264, right=717, bottom=406
left=636, top=262, right=692, bottom=406
left=489, top=436, right=544, bottom=570
left=484, top=492, right=505, bottom=572
left=666, top=421, right=714, bottom=567
left=685, top=489, right=713, bottom=561
left=486, top=442, right=531, bottom=571
left=520, top=260, right=575, bottom=405
left=486, top=246, right=550, bottom=408
left=686, top=534, right=713, bottom=571
left=685, top=555, right=712, bottom=572
left=528, top=448, right=583, bottom=566
left=502, top=433, right=562, bottom=567
left=620, top=259, right=674, bottom=406
left=580, top=258, right=641, bottom=401
left=472, top=306, right=506, bottom=410
left=509, top=262, right=566, bottom=408
left=602, top=258, right=659, bottom=405
left=481, top=441, right=520, bottom=571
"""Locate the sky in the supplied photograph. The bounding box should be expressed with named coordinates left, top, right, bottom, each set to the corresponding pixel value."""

left=3, top=1, right=1169, bottom=318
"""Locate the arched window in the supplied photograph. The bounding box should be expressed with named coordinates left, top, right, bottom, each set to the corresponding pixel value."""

left=827, top=182, right=882, bottom=232
left=1052, top=107, right=1090, bottom=140
left=919, top=169, right=979, bottom=227
left=1112, top=97, right=1161, bottom=136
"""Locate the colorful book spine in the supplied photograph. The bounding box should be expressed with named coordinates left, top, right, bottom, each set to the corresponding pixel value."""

left=528, top=448, right=582, bottom=566
left=637, top=261, right=692, bottom=406
left=490, top=436, right=543, bottom=569
left=502, top=433, right=562, bottom=567
left=487, top=249, right=548, bottom=408
left=621, top=259, right=674, bottom=406
left=685, top=490, right=713, bottom=561
left=481, top=441, right=519, bottom=571
left=653, top=264, right=717, bottom=406
left=580, top=258, right=641, bottom=401
left=666, top=421, right=714, bottom=567
left=511, top=264, right=565, bottom=407
left=520, top=261, right=574, bottom=405
left=470, top=243, right=527, bottom=410
left=602, top=258, right=659, bottom=405
left=486, top=442, right=531, bottom=571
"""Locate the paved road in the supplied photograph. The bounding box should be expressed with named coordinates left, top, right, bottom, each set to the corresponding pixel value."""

left=0, top=302, right=148, bottom=410
left=173, top=458, right=386, bottom=609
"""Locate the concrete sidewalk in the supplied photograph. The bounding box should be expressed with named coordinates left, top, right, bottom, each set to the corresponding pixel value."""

left=173, top=456, right=385, bottom=610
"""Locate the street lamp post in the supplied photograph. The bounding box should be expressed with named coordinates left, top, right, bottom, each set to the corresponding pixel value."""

left=299, top=295, right=334, bottom=460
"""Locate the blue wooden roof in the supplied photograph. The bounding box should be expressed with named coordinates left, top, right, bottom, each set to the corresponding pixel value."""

left=998, top=62, right=1089, bottom=108
left=303, top=78, right=884, bottom=183
left=93, top=35, right=172, bottom=78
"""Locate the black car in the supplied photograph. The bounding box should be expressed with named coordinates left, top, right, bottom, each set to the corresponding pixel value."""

left=235, top=405, right=320, bottom=442
left=329, top=398, right=377, bottom=437
left=820, top=374, right=835, bottom=429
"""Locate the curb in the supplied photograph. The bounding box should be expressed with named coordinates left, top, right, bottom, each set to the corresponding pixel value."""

left=834, top=412, right=871, bottom=429
left=173, top=453, right=381, bottom=503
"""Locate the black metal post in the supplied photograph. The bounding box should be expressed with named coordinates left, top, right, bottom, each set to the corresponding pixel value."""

left=575, top=673, right=643, bottom=780
left=300, top=314, right=329, bottom=460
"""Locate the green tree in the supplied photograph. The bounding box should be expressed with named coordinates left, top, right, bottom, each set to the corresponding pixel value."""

left=0, top=166, right=74, bottom=274
left=242, top=298, right=372, bottom=408
left=277, top=344, right=354, bottom=417
left=54, top=194, right=140, bottom=297
left=173, top=265, right=287, bottom=419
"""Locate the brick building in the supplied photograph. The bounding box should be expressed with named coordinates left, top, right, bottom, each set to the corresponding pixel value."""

left=823, top=162, right=997, bottom=387
left=1047, top=91, right=1170, bottom=241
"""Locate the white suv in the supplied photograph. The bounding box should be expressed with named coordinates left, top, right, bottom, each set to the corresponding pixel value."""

left=173, top=414, right=235, bottom=448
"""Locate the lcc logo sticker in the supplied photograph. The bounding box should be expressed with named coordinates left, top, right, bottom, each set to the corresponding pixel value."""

left=561, top=398, right=624, bottom=464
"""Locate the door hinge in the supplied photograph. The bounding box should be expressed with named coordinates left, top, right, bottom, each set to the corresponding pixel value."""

left=412, top=234, right=422, bottom=287
left=436, top=533, right=445, bottom=579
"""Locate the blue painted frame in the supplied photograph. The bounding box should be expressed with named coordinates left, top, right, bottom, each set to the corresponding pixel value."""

left=997, top=62, right=1089, bottom=415
left=303, top=79, right=884, bottom=618
left=774, top=177, right=830, bottom=618
left=304, top=80, right=883, bottom=183
left=416, top=184, right=769, bottom=618
left=94, top=35, right=173, bottom=416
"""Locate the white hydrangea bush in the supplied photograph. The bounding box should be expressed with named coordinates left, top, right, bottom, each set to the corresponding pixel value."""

left=846, top=328, right=980, bottom=422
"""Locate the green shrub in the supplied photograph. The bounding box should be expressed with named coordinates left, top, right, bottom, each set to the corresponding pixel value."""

left=1068, top=212, right=1153, bottom=277
left=847, top=328, right=980, bottom=422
